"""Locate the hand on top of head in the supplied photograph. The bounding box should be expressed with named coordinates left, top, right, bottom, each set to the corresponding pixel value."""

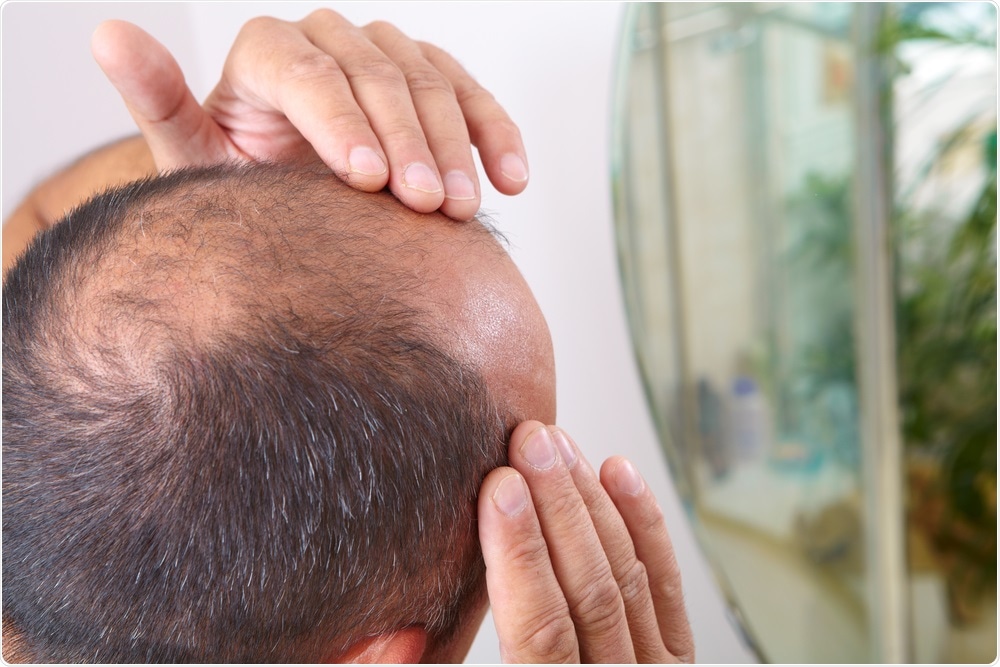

left=91, top=9, right=529, bottom=221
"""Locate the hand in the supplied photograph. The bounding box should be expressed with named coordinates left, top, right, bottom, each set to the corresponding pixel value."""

left=90, top=10, right=529, bottom=220
left=478, top=422, right=695, bottom=663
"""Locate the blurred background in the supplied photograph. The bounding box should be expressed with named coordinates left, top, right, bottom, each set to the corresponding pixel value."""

left=615, top=3, right=996, bottom=662
left=2, top=2, right=995, bottom=663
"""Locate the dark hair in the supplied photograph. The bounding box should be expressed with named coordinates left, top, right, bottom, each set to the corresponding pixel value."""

left=2, top=164, right=511, bottom=662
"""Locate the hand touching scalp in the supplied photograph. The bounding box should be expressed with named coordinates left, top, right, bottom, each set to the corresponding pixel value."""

left=91, top=10, right=529, bottom=221
left=90, top=11, right=699, bottom=663
left=479, top=422, right=696, bottom=663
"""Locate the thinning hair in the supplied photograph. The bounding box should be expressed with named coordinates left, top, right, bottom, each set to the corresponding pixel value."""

left=2, top=164, right=512, bottom=662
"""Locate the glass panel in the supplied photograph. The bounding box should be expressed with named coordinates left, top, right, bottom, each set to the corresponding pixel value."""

left=612, top=4, right=690, bottom=500
left=614, top=4, right=876, bottom=662
left=613, top=2, right=996, bottom=662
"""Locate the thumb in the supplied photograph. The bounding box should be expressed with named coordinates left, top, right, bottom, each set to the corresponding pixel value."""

left=91, top=20, right=231, bottom=170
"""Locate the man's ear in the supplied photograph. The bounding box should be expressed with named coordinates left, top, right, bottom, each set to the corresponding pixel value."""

left=327, top=626, right=428, bottom=663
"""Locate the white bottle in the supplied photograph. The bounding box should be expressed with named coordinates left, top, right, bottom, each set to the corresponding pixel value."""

left=728, top=376, right=772, bottom=463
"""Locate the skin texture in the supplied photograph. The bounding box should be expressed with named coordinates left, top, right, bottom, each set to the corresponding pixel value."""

left=392, top=217, right=557, bottom=426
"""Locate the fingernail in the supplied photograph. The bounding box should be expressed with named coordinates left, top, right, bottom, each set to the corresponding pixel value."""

left=348, top=146, right=387, bottom=176
left=500, top=153, right=528, bottom=182
left=551, top=429, right=577, bottom=469
left=443, top=170, right=476, bottom=201
left=402, top=162, right=443, bottom=194
left=493, top=473, right=528, bottom=517
left=521, top=427, right=557, bottom=470
left=615, top=459, right=644, bottom=496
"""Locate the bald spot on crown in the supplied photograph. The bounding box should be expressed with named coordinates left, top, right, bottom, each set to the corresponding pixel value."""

left=65, top=167, right=556, bottom=425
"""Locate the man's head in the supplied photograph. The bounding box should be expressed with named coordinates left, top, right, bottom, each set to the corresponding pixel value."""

left=2, top=163, right=555, bottom=662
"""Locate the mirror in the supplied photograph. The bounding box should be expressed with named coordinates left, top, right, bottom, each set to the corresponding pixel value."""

left=612, top=3, right=996, bottom=662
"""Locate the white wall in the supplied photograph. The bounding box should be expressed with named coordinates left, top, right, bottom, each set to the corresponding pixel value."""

left=1, top=2, right=756, bottom=663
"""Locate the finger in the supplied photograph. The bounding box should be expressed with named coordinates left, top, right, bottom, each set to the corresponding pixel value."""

left=363, top=21, right=481, bottom=221
left=419, top=42, right=529, bottom=196
left=297, top=10, right=446, bottom=212
left=211, top=15, right=391, bottom=194
left=91, top=21, right=231, bottom=171
left=552, top=430, right=672, bottom=663
left=508, top=422, right=635, bottom=663
left=479, top=467, right=579, bottom=663
left=602, top=457, right=696, bottom=663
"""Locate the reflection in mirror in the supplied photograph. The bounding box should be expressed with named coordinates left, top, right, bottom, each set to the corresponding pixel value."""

left=612, top=3, right=996, bottom=663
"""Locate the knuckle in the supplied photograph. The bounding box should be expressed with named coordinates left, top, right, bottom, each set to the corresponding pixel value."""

left=304, top=8, right=343, bottom=26
left=455, top=83, right=498, bottom=108
left=570, top=573, right=624, bottom=633
left=663, top=579, right=689, bottom=617
left=415, top=40, right=437, bottom=57
left=238, top=15, right=283, bottom=42
left=656, top=544, right=684, bottom=588
left=617, top=558, right=650, bottom=606
left=678, top=638, right=697, bottom=663
left=507, top=610, right=578, bottom=662
left=363, top=19, right=397, bottom=39
left=278, top=50, right=344, bottom=83
left=535, top=487, right=584, bottom=522
left=638, top=499, right=667, bottom=536
left=350, top=58, right=407, bottom=88
left=403, top=65, right=455, bottom=97
left=416, top=39, right=441, bottom=54
left=499, top=532, right=553, bottom=573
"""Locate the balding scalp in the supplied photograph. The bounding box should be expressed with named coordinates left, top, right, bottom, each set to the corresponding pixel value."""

left=3, top=163, right=513, bottom=662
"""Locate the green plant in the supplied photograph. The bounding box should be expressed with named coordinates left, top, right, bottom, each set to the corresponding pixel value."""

left=885, top=5, right=996, bottom=616
left=895, top=134, right=996, bottom=618
left=780, top=3, right=996, bottom=623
